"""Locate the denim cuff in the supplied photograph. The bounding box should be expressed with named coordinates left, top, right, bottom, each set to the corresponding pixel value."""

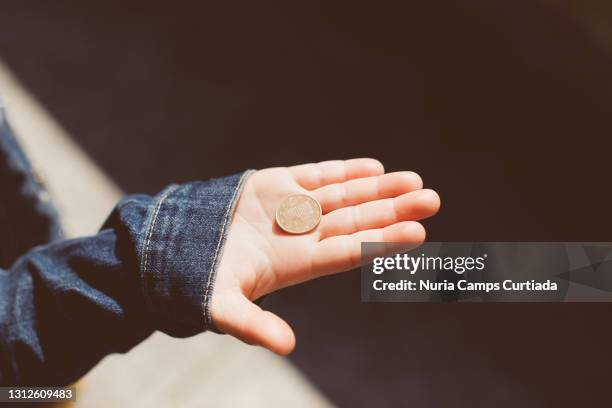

left=138, top=170, right=253, bottom=336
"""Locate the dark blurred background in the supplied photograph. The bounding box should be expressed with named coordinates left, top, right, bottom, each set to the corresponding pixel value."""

left=2, top=1, right=612, bottom=406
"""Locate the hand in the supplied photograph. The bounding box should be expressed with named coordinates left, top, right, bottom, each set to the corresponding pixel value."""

left=212, top=159, right=440, bottom=354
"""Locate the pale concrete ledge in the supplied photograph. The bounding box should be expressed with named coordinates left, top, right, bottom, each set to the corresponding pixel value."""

left=0, top=61, right=331, bottom=408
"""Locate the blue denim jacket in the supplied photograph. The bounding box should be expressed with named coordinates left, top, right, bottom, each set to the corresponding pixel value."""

left=0, top=103, right=251, bottom=385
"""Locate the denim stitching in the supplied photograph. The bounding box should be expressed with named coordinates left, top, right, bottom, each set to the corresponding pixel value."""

left=140, top=185, right=179, bottom=302
left=203, top=170, right=254, bottom=329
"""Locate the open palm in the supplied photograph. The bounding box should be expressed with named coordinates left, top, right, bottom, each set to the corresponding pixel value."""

left=212, top=158, right=440, bottom=354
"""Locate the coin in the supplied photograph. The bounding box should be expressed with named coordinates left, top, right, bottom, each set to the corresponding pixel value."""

left=275, top=194, right=322, bottom=234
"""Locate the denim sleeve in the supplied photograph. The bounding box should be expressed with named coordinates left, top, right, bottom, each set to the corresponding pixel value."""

left=0, top=102, right=63, bottom=267
left=0, top=170, right=253, bottom=385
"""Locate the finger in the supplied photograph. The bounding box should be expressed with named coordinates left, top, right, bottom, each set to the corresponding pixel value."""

left=289, top=158, right=384, bottom=190
left=212, top=292, right=296, bottom=355
left=312, top=171, right=422, bottom=214
left=319, top=189, right=440, bottom=239
left=311, top=221, right=426, bottom=278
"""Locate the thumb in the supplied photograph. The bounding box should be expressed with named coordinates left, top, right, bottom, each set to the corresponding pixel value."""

left=211, top=292, right=296, bottom=355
